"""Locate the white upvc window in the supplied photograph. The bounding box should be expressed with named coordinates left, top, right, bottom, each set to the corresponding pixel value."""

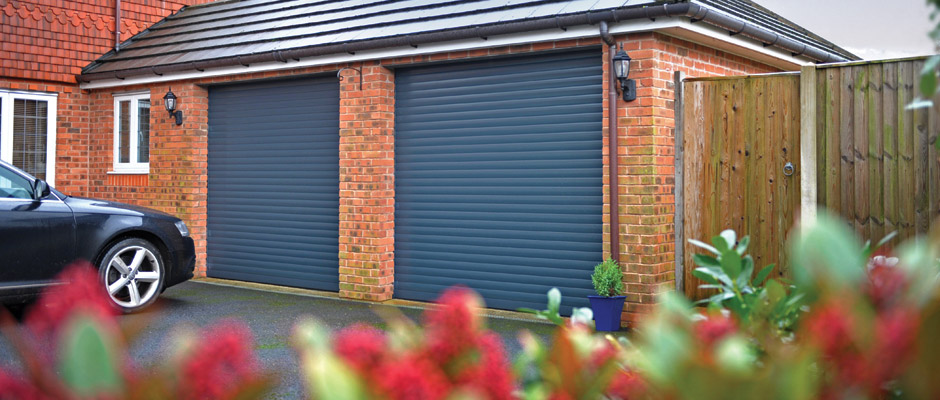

left=0, top=90, right=58, bottom=185
left=112, top=92, right=151, bottom=174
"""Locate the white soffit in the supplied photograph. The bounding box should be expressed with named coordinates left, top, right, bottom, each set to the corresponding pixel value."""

left=81, top=16, right=807, bottom=90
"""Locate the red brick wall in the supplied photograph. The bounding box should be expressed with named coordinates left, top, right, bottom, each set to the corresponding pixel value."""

left=84, top=82, right=211, bottom=275
left=0, top=77, right=88, bottom=193
left=75, top=34, right=780, bottom=324
left=1, top=0, right=211, bottom=84
left=338, top=63, right=396, bottom=301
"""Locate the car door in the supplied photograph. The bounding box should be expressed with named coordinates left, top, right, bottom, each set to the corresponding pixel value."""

left=0, top=164, right=75, bottom=287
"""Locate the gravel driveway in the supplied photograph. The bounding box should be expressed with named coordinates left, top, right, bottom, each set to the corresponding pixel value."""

left=0, top=279, right=558, bottom=398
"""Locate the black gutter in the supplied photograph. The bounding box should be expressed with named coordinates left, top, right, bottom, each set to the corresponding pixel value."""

left=79, top=2, right=852, bottom=82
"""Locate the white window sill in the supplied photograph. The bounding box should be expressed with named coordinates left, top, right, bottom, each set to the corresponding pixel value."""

left=108, top=169, right=149, bottom=175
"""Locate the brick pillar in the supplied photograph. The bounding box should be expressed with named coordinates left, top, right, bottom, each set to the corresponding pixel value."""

left=612, top=35, right=677, bottom=326
left=338, top=63, right=395, bottom=301
left=149, top=83, right=210, bottom=275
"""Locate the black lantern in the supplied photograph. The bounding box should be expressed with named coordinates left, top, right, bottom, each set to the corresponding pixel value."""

left=612, top=45, right=636, bottom=102
left=163, top=88, right=183, bottom=125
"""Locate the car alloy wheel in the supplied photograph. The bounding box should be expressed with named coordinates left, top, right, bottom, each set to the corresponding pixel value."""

left=99, top=238, right=165, bottom=312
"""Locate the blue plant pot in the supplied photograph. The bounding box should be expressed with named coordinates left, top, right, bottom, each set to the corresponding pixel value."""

left=588, top=295, right=626, bottom=332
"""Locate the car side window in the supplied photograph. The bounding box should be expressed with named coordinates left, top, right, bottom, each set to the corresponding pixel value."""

left=0, top=166, right=33, bottom=199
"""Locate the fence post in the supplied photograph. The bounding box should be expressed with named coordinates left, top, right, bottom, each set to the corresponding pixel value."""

left=674, top=71, right=685, bottom=293
left=800, top=65, right=818, bottom=230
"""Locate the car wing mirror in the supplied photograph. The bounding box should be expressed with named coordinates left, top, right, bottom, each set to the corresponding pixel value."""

left=32, top=179, right=50, bottom=200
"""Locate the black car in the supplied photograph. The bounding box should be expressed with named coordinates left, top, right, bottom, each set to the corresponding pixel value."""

left=0, top=160, right=195, bottom=312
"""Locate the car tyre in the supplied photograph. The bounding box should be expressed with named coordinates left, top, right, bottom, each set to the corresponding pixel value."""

left=98, top=238, right=165, bottom=312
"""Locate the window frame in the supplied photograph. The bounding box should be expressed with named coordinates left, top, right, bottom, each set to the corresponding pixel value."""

left=112, top=91, right=151, bottom=174
left=0, top=90, right=58, bottom=186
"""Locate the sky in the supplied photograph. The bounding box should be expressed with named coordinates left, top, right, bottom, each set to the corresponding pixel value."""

left=755, top=0, right=936, bottom=60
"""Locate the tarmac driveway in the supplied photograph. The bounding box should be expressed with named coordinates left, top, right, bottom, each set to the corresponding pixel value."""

left=0, top=279, right=557, bottom=399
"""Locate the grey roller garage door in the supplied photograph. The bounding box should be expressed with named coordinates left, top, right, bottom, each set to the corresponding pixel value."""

left=207, top=77, right=339, bottom=291
left=394, top=49, right=603, bottom=313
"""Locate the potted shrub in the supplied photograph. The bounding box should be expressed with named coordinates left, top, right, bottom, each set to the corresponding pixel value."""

left=588, top=258, right=626, bottom=331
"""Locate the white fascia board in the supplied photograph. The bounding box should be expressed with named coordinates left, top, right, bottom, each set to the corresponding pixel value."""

left=80, top=17, right=806, bottom=90
left=616, top=17, right=809, bottom=71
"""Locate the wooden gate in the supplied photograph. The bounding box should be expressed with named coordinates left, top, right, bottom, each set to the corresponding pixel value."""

left=676, top=74, right=801, bottom=300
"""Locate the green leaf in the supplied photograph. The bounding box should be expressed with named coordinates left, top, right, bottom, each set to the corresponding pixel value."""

left=692, top=254, right=721, bottom=268
left=688, top=238, right=719, bottom=255
left=919, top=55, right=940, bottom=99
left=719, top=230, right=737, bottom=250
left=698, top=284, right=726, bottom=290
left=906, top=98, right=935, bottom=110
left=712, top=234, right=731, bottom=253
left=707, top=291, right=735, bottom=304
left=764, top=279, right=786, bottom=304
left=735, top=235, right=750, bottom=255
left=58, top=316, right=122, bottom=396
left=696, top=266, right=733, bottom=287
left=720, top=250, right=743, bottom=280
left=920, top=72, right=937, bottom=102
left=791, top=213, right=866, bottom=289
left=547, top=288, right=561, bottom=314
left=692, top=269, right=720, bottom=285
left=737, top=256, right=754, bottom=289
left=875, top=231, right=898, bottom=249
left=754, top=263, right=775, bottom=286
left=715, top=336, right=756, bottom=374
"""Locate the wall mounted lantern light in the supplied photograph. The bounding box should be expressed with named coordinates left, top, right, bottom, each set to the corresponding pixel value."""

left=163, top=88, right=183, bottom=125
left=612, top=45, right=636, bottom=102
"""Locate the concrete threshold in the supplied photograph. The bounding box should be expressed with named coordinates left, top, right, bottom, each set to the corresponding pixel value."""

left=192, top=277, right=554, bottom=325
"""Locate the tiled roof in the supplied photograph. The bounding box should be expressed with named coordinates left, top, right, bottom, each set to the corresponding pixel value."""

left=694, top=0, right=855, bottom=61
left=80, top=0, right=857, bottom=81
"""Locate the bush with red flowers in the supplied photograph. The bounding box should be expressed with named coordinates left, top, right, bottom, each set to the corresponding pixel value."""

left=620, top=213, right=940, bottom=399
left=2, top=213, right=939, bottom=400
left=294, top=287, right=516, bottom=400
left=0, top=263, right=273, bottom=400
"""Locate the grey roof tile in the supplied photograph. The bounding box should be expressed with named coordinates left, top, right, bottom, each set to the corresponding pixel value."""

left=82, top=0, right=855, bottom=79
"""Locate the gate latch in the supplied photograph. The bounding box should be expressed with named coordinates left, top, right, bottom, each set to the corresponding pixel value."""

left=783, top=162, right=795, bottom=177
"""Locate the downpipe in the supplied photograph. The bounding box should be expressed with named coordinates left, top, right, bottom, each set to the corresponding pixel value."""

left=600, top=21, right=620, bottom=264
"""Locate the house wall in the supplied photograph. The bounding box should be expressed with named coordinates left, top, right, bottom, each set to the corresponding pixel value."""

left=1, top=0, right=211, bottom=83
left=74, top=32, right=777, bottom=325
left=0, top=0, right=212, bottom=194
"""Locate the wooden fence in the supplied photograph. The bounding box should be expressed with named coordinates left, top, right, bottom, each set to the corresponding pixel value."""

left=676, top=57, right=940, bottom=299
left=811, top=60, right=940, bottom=243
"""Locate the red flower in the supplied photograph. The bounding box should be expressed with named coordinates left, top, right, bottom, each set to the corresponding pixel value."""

left=803, top=300, right=867, bottom=389
left=606, top=369, right=647, bottom=400
left=869, top=308, right=920, bottom=388
left=453, top=332, right=515, bottom=400
left=25, top=262, right=118, bottom=342
left=423, top=287, right=483, bottom=365
left=375, top=355, right=450, bottom=400
left=694, top=313, right=737, bottom=347
left=865, top=260, right=908, bottom=309
left=178, top=320, right=260, bottom=400
left=548, top=392, right=576, bottom=400
left=588, top=341, right=618, bottom=371
left=803, top=301, right=856, bottom=358
left=0, top=368, right=51, bottom=400
left=334, top=324, right=387, bottom=374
